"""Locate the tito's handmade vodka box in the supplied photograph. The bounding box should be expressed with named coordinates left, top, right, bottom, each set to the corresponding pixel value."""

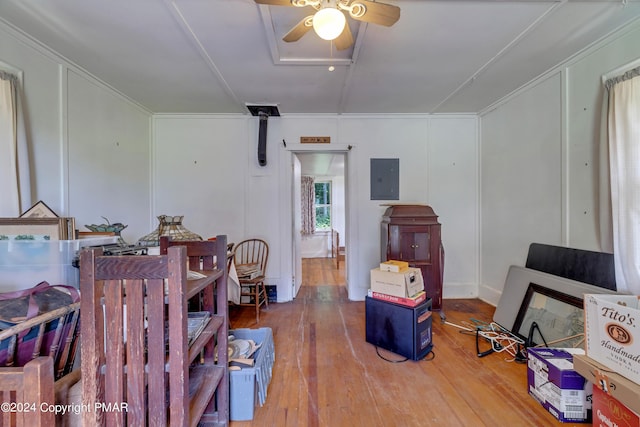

left=584, top=294, right=640, bottom=385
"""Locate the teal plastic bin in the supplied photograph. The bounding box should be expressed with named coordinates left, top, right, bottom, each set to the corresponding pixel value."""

left=229, top=327, right=275, bottom=421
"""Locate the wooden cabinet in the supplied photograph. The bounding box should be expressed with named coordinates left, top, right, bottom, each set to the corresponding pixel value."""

left=80, top=235, right=229, bottom=426
left=381, top=205, right=444, bottom=311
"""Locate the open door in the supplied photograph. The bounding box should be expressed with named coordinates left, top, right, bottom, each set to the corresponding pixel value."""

left=292, top=154, right=303, bottom=298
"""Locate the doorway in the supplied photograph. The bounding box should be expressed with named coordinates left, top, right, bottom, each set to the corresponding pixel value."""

left=293, top=152, right=347, bottom=296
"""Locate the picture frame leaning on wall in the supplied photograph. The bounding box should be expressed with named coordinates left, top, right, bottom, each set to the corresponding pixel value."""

left=19, top=200, right=59, bottom=219
left=512, top=283, right=584, bottom=348
left=0, top=218, right=65, bottom=240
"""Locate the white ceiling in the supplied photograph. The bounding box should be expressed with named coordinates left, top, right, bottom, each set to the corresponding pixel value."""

left=0, top=0, right=639, bottom=115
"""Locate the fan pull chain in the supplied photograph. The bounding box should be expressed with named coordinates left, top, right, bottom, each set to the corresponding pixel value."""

left=328, top=40, right=335, bottom=72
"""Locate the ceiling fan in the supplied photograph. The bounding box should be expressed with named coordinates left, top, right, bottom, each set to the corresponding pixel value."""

left=255, top=0, right=400, bottom=50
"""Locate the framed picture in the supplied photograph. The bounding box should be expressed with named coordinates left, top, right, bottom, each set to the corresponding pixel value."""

left=19, top=200, right=59, bottom=218
left=64, top=217, right=76, bottom=240
left=0, top=218, right=65, bottom=240
left=512, top=283, right=584, bottom=347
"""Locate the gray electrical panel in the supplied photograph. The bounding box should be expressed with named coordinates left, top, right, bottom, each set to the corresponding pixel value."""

left=370, top=158, right=399, bottom=200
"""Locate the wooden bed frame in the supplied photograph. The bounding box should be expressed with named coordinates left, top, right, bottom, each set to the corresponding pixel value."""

left=331, top=229, right=345, bottom=269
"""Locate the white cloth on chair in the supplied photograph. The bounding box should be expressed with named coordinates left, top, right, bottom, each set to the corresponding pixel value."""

left=227, top=261, right=241, bottom=305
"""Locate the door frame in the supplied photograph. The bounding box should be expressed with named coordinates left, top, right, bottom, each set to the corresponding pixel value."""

left=279, top=143, right=354, bottom=301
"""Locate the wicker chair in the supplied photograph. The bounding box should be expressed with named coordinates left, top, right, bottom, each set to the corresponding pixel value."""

left=233, top=239, right=269, bottom=322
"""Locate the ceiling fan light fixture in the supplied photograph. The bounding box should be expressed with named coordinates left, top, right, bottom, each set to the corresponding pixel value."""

left=312, top=7, right=346, bottom=41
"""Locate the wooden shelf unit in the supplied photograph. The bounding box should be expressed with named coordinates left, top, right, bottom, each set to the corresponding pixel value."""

left=80, top=235, right=229, bottom=426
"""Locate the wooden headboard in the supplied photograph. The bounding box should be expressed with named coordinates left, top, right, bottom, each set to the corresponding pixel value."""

left=331, top=229, right=345, bottom=269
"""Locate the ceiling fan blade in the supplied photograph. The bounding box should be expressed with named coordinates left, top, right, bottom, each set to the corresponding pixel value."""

left=334, top=24, right=354, bottom=51
left=254, top=0, right=294, bottom=6
left=283, top=16, right=314, bottom=42
left=349, top=0, right=400, bottom=27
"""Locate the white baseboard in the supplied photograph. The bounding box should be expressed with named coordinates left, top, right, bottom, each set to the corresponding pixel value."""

left=478, top=284, right=503, bottom=307
left=442, top=282, right=478, bottom=299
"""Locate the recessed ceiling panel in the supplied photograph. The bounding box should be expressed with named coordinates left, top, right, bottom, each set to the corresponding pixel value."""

left=268, top=6, right=357, bottom=62
left=177, top=0, right=352, bottom=112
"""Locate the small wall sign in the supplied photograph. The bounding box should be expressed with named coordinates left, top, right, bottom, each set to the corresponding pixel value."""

left=300, top=136, right=331, bottom=144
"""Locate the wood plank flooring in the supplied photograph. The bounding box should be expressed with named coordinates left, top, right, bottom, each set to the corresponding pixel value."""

left=228, top=258, right=584, bottom=427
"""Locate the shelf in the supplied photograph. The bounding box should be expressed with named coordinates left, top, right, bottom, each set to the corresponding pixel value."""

left=186, top=365, right=225, bottom=427
left=186, top=269, right=223, bottom=300
left=81, top=237, right=230, bottom=426
left=188, top=315, right=224, bottom=365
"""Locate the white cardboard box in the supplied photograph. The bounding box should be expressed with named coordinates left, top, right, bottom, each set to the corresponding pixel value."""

left=370, top=267, right=424, bottom=298
left=584, top=293, right=640, bottom=385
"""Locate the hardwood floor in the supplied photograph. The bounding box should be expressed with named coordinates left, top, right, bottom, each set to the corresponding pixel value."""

left=228, top=258, right=583, bottom=427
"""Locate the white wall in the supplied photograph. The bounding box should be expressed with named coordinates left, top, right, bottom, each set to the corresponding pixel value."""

left=153, top=116, right=249, bottom=243
left=428, top=118, right=479, bottom=299
left=479, top=19, right=640, bottom=305
left=0, top=25, right=66, bottom=214
left=67, top=70, right=151, bottom=244
left=153, top=114, right=479, bottom=302
left=332, top=173, right=346, bottom=237
left=0, top=21, right=152, bottom=244
left=301, top=232, right=330, bottom=258
left=480, top=75, right=563, bottom=304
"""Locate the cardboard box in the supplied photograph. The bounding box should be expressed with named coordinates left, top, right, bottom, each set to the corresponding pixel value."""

left=573, top=353, right=640, bottom=415
left=379, top=260, right=409, bottom=272
left=367, top=289, right=427, bottom=307
left=592, top=386, right=640, bottom=427
left=370, top=267, right=423, bottom=298
left=584, top=294, right=640, bottom=385
left=527, top=348, right=592, bottom=423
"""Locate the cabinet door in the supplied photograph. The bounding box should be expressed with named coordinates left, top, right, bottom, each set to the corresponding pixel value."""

left=386, top=221, right=442, bottom=311
left=398, top=229, right=430, bottom=263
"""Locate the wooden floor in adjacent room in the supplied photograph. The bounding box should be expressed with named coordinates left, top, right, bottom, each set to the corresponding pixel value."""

left=228, top=258, right=582, bottom=427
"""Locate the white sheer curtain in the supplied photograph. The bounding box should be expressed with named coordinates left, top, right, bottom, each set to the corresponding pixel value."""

left=0, top=71, right=31, bottom=216
left=301, top=176, right=316, bottom=235
left=604, top=66, right=640, bottom=294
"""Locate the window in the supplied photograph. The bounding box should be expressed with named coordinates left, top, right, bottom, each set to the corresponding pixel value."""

left=314, top=181, right=331, bottom=231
